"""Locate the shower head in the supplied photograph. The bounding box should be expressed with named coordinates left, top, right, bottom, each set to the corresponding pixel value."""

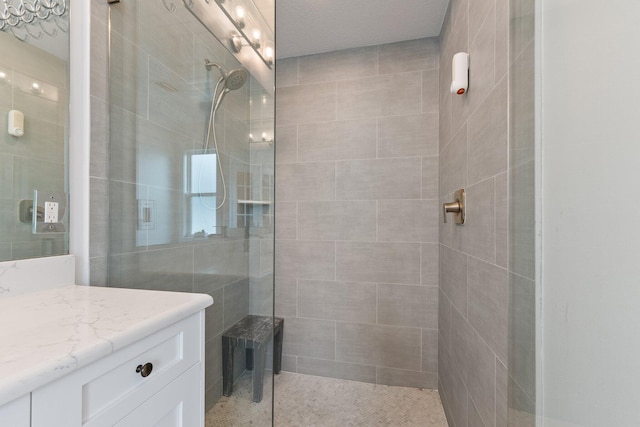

left=204, top=59, right=247, bottom=90
left=224, top=68, right=248, bottom=90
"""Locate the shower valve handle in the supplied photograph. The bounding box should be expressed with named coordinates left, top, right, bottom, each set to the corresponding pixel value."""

left=443, top=201, right=461, bottom=223
left=443, top=189, right=466, bottom=225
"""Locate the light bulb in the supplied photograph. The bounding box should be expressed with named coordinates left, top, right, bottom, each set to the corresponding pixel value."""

left=0, top=72, right=6, bottom=79
left=264, top=46, right=274, bottom=64
left=261, top=132, right=267, bottom=141
left=32, top=82, right=39, bottom=90
left=252, top=29, right=261, bottom=41
left=235, top=6, right=245, bottom=28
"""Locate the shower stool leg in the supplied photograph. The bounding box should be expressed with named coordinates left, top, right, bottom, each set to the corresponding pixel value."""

left=252, top=346, right=266, bottom=403
left=246, top=348, right=254, bottom=370
left=274, top=322, right=283, bottom=374
left=222, top=336, right=234, bottom=397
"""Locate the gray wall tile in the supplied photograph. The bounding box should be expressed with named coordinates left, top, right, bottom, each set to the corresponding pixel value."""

left=452, top=308, right=496, bottom=427
left=422, top=328, right=439, bottom=373
left=509, top=273, right=536, bottom=400
left=440, top=124, right=467, bottom=197
left=275, top=240, right=335, bottom=280
left=377, top=113, right=438, bottom=158
left=89, top=256, right=108, bottom=287
left=378, top=38, right=439, bottom=74
left=298, top=201, right=376, bottom=241
left=276, top=82, right=337, bottom=125
left=337, top=72, right=422, bottom=120
left=468, top=257, right=508, bottom=362
left=510, top=161, right=535, bottom=279
left=205, top=288, right=224, bottom=337
left=440, top=245, right=468, bottom=315
left=376, top=367, right=438, bottom=389
left=275, top=125, right=297, bottom=164
left=194, top=240, right=249, bottom=292
left=466, top=5, right=496, bottom=116
left=276, top=57, right=298, bottom=88
left=422, top=243, right=440, bottom=287
left=89, top=178, right=109, bottom=258
left=336, top=157, right=421, bottom=200
left=298, top=280, right=376, bottom=323
left=377, top=199, right=438, bottom=243
left=276, top=162, right=336, bottom=201
left=223, top=279, right=250, bottom=329
left=495, top=172, right=508, bottom=267
left=281, top=354, right=298, bottom=373
left=298, top=46, right=378, bottom=84
left=275, top=201, right=298, bottom=240
left=336, top=323, right=421, bottom=370
left=469, top=395, right=488, bottom=427
left=283, top=317, right=336, bottom=360
left=496, top=358, right=508, bottom=427
left=336, top=242, right=421, bottom=284
left=377, top=284, right=438, bottom=328
left=422, top=156, right=439, bottom=200
left=438, top=290, right=453, bottom=357
left=423, top=69, right=440, bottom=114
left=463, top=178, right=496, bottom=262
left=275, top=277, right=297, bottom=317
left=297, top=357, right=376, bottom=384
left=438, top=352, right=469, bottom=427
left=298, top=119, right=376, bottom=162
left=467, top=77, right=508, bottom=183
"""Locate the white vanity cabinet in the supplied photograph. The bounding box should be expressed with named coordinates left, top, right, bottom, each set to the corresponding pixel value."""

left=31, top=312, right=205, bottom=427
left=0, top=285, right=212, bottom=427
left=0, top=394, right=30, bottom=427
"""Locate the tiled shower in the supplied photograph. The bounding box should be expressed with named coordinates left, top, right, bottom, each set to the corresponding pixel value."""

left=86, top=0, right=536, bottom=425
left=274, top=39, right=440, bottom=388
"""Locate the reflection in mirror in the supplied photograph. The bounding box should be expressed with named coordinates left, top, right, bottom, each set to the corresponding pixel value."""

left=0, top=0, right=69, bottom=260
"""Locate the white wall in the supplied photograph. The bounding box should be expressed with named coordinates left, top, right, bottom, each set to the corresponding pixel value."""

left=542, top=1, right=640, bottom=426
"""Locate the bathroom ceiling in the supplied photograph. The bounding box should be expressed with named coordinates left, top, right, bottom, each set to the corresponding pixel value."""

left=276, top=0, right=449, bottom=59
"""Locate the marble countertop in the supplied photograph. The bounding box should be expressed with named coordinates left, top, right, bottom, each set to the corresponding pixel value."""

left=0, top=285, right=213, bottom=407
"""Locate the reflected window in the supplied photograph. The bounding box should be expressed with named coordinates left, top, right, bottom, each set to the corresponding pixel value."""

left=185, top=151, right=219, bottom=236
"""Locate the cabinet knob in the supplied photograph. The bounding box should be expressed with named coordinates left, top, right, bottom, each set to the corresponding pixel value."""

left=136, top=363, right=153, bottom=378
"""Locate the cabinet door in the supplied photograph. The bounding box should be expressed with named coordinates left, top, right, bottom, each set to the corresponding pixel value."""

left=114, top=363, right=202, bottom=427
left=0, top=394, right=30, bottom=427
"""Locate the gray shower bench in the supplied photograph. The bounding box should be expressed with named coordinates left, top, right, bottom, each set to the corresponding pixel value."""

left=222, top=315, right=284, bottom=403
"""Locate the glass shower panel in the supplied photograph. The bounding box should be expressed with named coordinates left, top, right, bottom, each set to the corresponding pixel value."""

left=106, top=0, right=274, bottom=424
left=508, top=0, right=536, bottom=425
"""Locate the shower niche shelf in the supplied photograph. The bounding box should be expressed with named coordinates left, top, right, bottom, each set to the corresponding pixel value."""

left=237, top=200, right=272, bottom=205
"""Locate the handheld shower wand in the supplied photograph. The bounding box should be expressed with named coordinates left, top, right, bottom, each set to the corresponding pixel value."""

left=201, top=59, right=248, bottom=210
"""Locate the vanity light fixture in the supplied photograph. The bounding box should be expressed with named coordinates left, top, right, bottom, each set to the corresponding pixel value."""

left=213, top=0, right=273, bottom=68
left=248, top=132, right=274, bottom=145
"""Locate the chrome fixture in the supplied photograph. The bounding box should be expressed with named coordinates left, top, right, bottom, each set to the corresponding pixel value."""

left=201, top=59, right=248, bottom=210
left=443, top=189, right=466, bottom=225
left=212, top=0, right=274, bottom=68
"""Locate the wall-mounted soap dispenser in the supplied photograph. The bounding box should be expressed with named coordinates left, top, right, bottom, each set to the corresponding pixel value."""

left=8, top=110, right=24, bottom=137
left=450, top=53, right=469, bottom=95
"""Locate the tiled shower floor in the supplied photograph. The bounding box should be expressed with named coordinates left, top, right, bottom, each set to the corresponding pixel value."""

left=206, top=371, right=448, bottom=426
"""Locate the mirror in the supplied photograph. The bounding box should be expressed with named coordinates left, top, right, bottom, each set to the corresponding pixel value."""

left=0, top=0, right=69, bottom=261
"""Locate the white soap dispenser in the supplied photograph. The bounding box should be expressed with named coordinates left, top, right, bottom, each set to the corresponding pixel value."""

left=8, top=110, right=24, bottom=137
left=450, top=52, right=469, bottom=95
